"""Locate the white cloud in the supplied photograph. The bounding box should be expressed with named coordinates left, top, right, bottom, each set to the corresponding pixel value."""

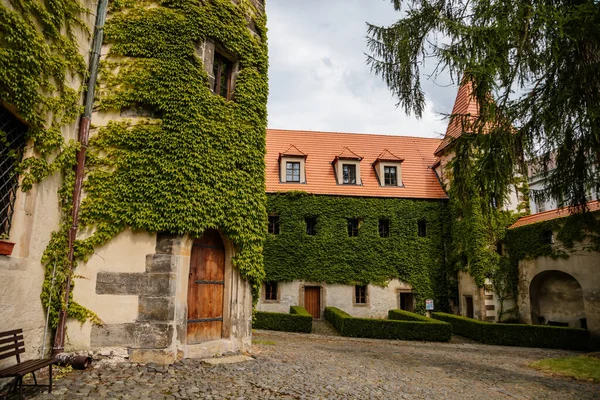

left=266, top=0, right=457, bottom=139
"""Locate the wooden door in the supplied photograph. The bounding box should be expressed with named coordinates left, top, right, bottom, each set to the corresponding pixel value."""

left=304, top=286, right=321, bottom=319
left=187, top=230, right=225, bottom=344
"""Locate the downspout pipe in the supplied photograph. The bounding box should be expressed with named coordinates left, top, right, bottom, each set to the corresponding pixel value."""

left=52, top=0, right=109, bottom=356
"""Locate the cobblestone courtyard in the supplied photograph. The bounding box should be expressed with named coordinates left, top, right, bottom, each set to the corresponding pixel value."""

left=26, top=330, right=599, bottom=399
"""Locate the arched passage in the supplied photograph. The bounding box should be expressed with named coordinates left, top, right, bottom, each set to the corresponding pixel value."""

left=530, top=270, right=586, bottom=328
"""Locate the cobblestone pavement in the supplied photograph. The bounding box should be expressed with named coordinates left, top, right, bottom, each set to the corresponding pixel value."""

left=24, top=330, right=598, bottom=399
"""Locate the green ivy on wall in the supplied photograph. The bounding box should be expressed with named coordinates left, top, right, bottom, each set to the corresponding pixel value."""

left=264, top=192, right=451, bottom=313
left=76, top=0, right=269, bottom=301
left=0, top=0, right=102, bottom=327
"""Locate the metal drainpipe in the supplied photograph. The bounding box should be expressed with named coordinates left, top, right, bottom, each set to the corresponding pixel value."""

left=52, top=0, right=109, bottom=357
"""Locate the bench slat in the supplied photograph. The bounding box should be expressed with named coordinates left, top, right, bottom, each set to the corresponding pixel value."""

left=0, top=358, right=57, bottom=377
left=0, top=329, right=23, bottom=338
left=0, top=342, right=24, bottom=354
left=0, top=348, right=25, bottom=361
left=0, top=335, right=24, bottom=345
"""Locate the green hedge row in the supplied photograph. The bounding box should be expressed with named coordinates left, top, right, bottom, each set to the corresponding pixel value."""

left=324, top=307, right=451, bottom=342
left=431, top=312, right=589, bottom=350
left=388, top=309, right=433, bottom=322
left=254, top=306, right=312, bottom=333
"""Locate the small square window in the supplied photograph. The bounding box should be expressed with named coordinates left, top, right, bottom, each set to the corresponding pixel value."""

left=378, top=219, right=389, bottom=238
left=347, top=218, right=359, bottom=237
left=212, top=52, right=233, bottom=99
left=306, top=217, right=317, bottom=235
left=264, top=281, right=278, bottom=301
left=268, top=215, right=280, bottom=235
left=286, top=161, right=300, bottom=182
left=417, top=220, right=427, bottom=237
left=342, top=164, right=356, bottom=184
left=384, top=166, right=397, bottom=186
left=355, top=285, right=367, bottom=304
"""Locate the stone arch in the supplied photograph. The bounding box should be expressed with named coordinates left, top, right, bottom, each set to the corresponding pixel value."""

left=529, top=270, right=586, bottom=328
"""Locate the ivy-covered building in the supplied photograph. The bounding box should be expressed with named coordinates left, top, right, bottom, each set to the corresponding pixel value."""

left=1, top=0, right=268, bottom=364
left=257, top=129, right=450, bottom=318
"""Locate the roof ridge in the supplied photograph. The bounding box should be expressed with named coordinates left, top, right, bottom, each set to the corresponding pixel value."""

left=267, top=128, right=443, bottom=142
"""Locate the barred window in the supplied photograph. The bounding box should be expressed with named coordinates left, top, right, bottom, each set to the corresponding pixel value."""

left=268, top=215, right=280, bottom=235
left=378, top=219, right=389, bottom=238
left=264, top=281, right=278, bottom=301
left=0, top=106, right=28, bottom=237
left=355, top=285, right=367, bottom=304
left=347, top=218, right=359, bottom=237
left=305, top=217, right=317, bottom=235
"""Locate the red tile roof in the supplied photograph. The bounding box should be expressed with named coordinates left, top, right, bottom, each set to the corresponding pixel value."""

left=434, top=80, right=480, bottom=156
left=509, top=200, right=600, bottom=229
left=266, top=129, right=447, bottom=199
left=335, top=147, right=363, bottom=160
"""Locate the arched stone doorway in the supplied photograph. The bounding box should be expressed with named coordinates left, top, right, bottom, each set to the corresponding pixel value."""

left=529, top=270, right=586, bottom=328
left=187, top=229, right=225, bottom=344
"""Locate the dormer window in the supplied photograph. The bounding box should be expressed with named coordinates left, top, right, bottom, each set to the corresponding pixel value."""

left=334, top=148, right=362, bottom=185
left=279, top=145, right=307, bottom=183
left=373, top=149, right=404, bottom=187
left=342, top=164, right=356, bottom=184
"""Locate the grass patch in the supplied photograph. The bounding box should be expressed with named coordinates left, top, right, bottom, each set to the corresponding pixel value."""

left=252, top=339, right=277, bottom=346
left=530, top=355, right=600, bottom=382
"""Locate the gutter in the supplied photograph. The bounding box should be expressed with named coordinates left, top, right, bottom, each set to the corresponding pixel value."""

left=52, top=0, right=109, bottom=356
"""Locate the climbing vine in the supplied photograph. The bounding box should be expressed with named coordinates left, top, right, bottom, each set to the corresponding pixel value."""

left=445, top=134, right=523, bottom=318
left=0, top=0, right=102, bottom=327
left=264, top=192, right=451, bottom=313
left=76, top=0, right=269, bottom=299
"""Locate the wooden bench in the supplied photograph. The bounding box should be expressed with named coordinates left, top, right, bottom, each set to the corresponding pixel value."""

left=0, top=329, right=57, bottom=399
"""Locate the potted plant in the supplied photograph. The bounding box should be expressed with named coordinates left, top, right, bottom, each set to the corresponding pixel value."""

left=0, top=233, right=15, bottom=256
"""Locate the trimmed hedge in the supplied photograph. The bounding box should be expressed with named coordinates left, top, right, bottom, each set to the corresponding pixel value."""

left=254, top=306, right=312, bottom=333
left=431, top=312, right=589, bottom=350
left=388, top=309, right=433, bottom=322
left=325, top=307, right=451, bottom=342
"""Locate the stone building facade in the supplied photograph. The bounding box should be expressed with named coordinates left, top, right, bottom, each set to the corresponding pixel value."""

left=1, top=0, right=266, bottom=364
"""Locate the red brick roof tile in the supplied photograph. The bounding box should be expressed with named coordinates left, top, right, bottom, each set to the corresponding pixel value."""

left=509, top=200, right=600, bottom=229
left=375, top=149, right=404, bottom=163
left=266, top=129, right=447, bottom=199
left=280, top=144, right=307, bottom=158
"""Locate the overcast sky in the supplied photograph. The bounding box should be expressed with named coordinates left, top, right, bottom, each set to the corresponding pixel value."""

left=266, top=0, right=459, bottom=139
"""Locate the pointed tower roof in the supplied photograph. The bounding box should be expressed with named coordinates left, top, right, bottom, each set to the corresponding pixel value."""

left=374, top=149, right=404, bottom=163
left=434, top=79, right=480, bottom=156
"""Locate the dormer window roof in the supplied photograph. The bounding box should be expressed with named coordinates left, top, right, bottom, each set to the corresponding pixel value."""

left=373, top=149, right=404, bottom=187
left=375, top=149, right=404, bottom=163
left=334, top=147, right=363, bottom=161
left=278, top=144, right=307, bottom=160
left=333, top=147, right=363, bottom=185
left=279, top=144, right=307, bottom=183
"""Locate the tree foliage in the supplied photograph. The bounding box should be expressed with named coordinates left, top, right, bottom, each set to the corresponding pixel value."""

left=367, top=0, right=600, bottom=210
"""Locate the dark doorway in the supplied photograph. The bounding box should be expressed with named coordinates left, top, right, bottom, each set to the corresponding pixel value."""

left=187, top=230, right=225, bottom=344
left=399, top=292, right=414, bottom=312
left=304, top=287, right=321, bottom=319
left=465, top=296, right=474, bottom=318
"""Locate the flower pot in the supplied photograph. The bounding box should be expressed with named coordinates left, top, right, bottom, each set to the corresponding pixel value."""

left=0, top=240, right=15, bottom=256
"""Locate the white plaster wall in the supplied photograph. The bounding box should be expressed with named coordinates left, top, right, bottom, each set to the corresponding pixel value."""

left=65, top=229, right=156, bottom=350
left=458, top=271, right=485, bottom=320
left=257, top=279, right=412, bottom=318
